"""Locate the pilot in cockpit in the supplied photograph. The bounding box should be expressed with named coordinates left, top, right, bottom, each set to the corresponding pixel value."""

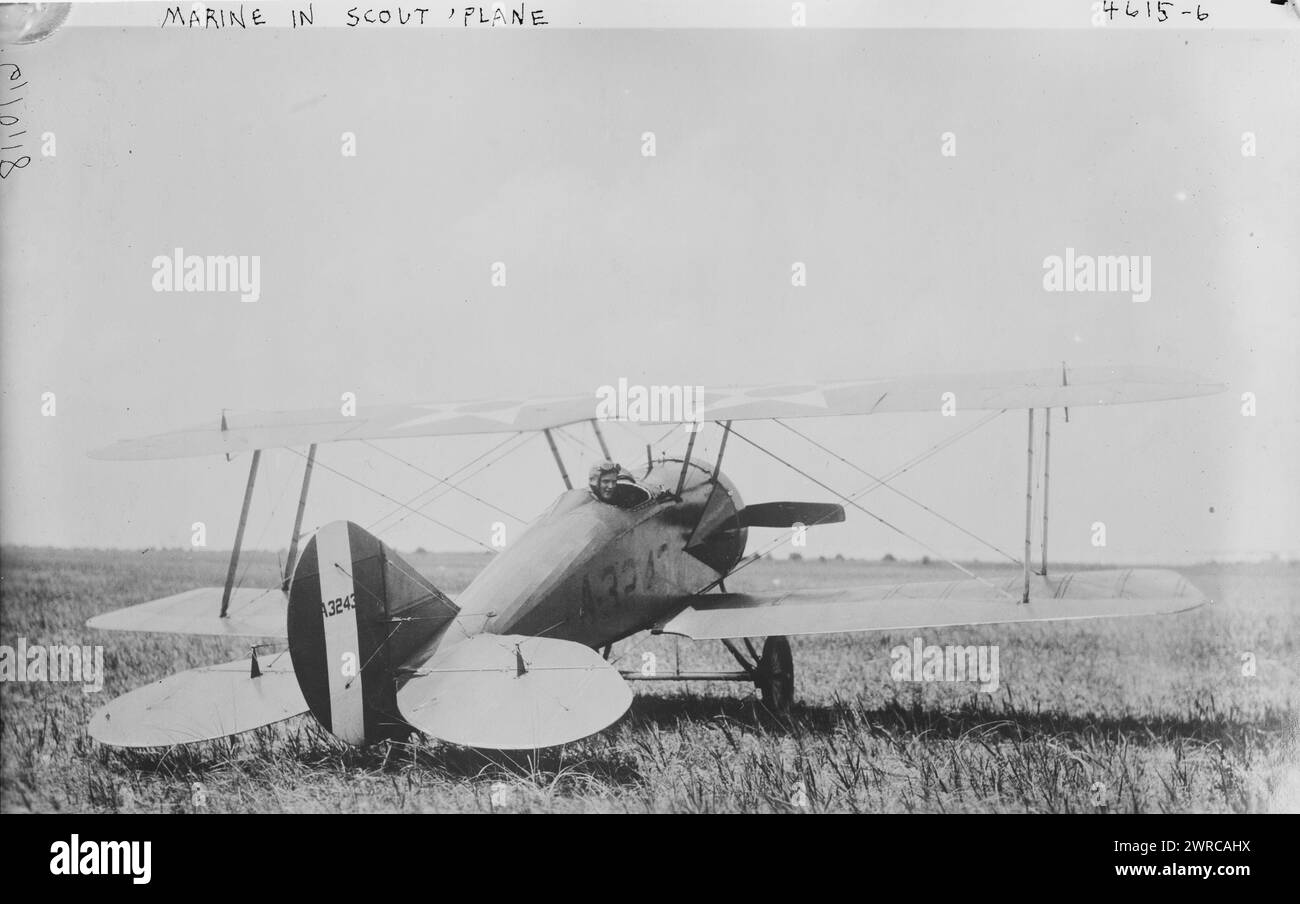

left=588, top=460, right=623, bottom=504
left=588, top=460, right=657, bottom=508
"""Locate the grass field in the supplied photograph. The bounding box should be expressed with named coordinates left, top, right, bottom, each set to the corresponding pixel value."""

left=1, top=546, right=1296, bottom=813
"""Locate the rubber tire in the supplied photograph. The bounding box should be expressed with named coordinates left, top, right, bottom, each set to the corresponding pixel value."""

left=758, top=636, right=795, bottom=714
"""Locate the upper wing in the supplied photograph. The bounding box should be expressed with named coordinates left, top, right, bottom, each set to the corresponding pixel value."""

left=89, top=365, right=1224, bottom=460
left=658, top=568, right=1208, bottom=640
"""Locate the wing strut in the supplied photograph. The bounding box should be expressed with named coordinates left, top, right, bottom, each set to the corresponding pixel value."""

left=542, top=428, right=573, bottom=490
left=1022, top=406, right=1057, bottom=595
left=1062, top=361, right=1071, bottom=423
left=1041, top=409, right=1051, bottom=577
left=711, top=420, right=732, bottom=479
left=1022, top=410, right=1034, bottom=603
left=282, top=443, right=317, bottom=588
left=589, top=419, right=612, bottom=459
left=675, top=425, right=698, bottom=496
left=221, top=449, right=261, bottom=617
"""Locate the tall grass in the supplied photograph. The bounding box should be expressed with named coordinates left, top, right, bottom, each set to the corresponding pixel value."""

left=2, top=547, right=1295, bottom=812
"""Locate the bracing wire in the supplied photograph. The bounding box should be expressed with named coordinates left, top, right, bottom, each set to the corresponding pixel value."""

left=360, top=439, right=527, bottom=525
left=773, top=418, right=1022, bottom=565
left=707, top=412, right=1015, bottom=599
left=283, top=446, right=496, bottom=552
left=367, top=432, right=535, bottom=537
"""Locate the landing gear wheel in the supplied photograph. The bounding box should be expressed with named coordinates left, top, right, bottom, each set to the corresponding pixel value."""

left=756, top=636, right=794, bottom=715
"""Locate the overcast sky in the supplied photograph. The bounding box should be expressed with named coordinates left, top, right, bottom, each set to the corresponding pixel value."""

left=2, top=17, right=1297, bottom=565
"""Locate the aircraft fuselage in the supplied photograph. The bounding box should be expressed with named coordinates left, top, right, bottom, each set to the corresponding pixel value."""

left=443, top=458, right=746, bottom=651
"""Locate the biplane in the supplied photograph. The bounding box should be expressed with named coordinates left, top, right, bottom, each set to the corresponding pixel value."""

left=85, top=365, right=1223, bottom=750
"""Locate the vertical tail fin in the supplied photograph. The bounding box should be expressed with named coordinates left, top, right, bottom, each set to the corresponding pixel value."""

left=287, top=521, right=459, bottom=746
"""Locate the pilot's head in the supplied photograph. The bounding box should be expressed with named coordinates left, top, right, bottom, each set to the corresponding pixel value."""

left=588, top=460, right=622, bottom=503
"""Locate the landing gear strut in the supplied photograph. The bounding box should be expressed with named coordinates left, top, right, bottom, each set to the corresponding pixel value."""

left=755, top=636, right=794, bottom=714
left=671, top=635, right=794, bottom=715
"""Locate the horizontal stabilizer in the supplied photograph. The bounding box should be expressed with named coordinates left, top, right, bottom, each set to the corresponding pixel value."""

left=738, top=501, right=845, bottom=529
left=88, top=653, right=307, bottom=748
left=659, top=569, right=1208, bottom=640
left=397, top=635, right=632, bottom=749
left=87, top=587, right=287, bottom=639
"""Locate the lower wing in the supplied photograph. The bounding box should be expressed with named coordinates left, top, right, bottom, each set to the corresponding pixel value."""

left=658, top=568, right=1208, bottom=640
left=87, top=587, right=288, bottom=639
